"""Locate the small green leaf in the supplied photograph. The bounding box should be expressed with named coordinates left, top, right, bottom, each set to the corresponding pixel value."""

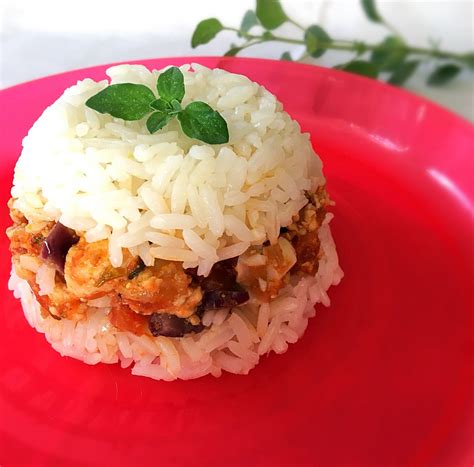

left=370, top=36, right=406, bottom=71
left=305, top=25, right=331, bottom=58
left=170, top=99, right=182, bottom=113
left=157, top=66, right=185, bottom=103
left=280, top=51, right=292, bottom=61
left=191, top=18, right=224, bottom=48
left=86, top=83, right=155, bottom=120
left=361, top=0, right=383, bottom=22
left=146, top=111, right=172, bottom=134
left=462, top=52, right=474, bottom=70
left=256, top=0, right=288, bottom=30
left=262, top=31, right=275, bottom=40
left=427, top=64, right=461, bottom=86
left=354, top=41, right=367, bottom=56
left=150, top=98, right=172, bottom=112
left=224, top=47, right=242, bottom=56
left=240, top=10, right=259, bottom=33
left=388, top=60, right=419, bottom=86
left=178, top=102, right=229, bottom=144
left=336, top=61, right=379, bottom=78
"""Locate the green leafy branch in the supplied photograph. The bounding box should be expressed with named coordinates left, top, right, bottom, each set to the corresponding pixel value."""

left=191, top=0, right=474, bottom=86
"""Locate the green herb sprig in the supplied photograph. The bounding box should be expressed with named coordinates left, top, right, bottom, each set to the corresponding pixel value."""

left=86, top=67, right=229, bottom=144
left=191, top=0, right=473, bottom=86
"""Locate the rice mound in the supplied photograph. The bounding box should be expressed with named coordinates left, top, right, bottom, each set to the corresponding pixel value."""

left=11, top=63, right=325, bottom=275
left=8, top=63, right=343, bottom=380
left=9, top=216, right=343, bottom=381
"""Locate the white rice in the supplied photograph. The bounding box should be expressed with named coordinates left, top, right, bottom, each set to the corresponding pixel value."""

left=35, top=263, right=56, bottom=296
left=10, top=63, right=325, bottom=274
left=9, top=219, right=343, bottom=381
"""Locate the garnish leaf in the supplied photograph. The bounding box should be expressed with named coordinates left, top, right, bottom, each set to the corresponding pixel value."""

left=388, top=60, right=419, bottom=86
left=262, top=31, right=275, bottom=40
left=354, top=41, right=367, bottom=56
left=191, top=18, right=224, bottom=48
left=157, top=66, right=185, bottom=103
left=361, top=0, right=383, bottom=23
left=464, top=52, right=474, bottom=70
left=427, top=64, right=461, bottom=85
left=150, top=98, right=172, bottom=112
left=224, top=47, right=243, bottom=56
left=85, top=83, right=155, bottom=120
left=146, top=111, right=172, bottom=134
left=305, top=25, right=332, bottom=58
left=86, top=67, right=229, bottom=144
left=256, top=0, right=288, bottom=30
left=178, top=102, right=229, bottom=144
left=281, top=51, right=292, bottom=61
left=170, top=99, right=182, bottom=113
left=336, top=60, right=379, bottom=78
left=240, top=10, right=259, bottom=33
left=370, top=36, right=407, bottom=71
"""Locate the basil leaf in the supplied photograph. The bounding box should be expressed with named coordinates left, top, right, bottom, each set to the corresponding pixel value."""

left=305, top=25, right=332, bottom=58
left=146, top=111, right=172, bottom=134
left=256, top=0, right=288, bottom=30
left=280, top=51, right=292, bottom=61
left=240, top=10, right=259, bottom=33
left=388, top=60, right=419, bottom=86
left=191, top=18, right=223, bottom=48
left=85, top=83, right=155, bottom=120
left=361, top=0, right=383, bottom=23
left=336, top=61, right=379, bottom=78
left=178, top=102, right=229, bottom=144
left=427, top=64, right=461, bottom=86
left=157, top=67, right=185, bottom=103
left=370, top=36, right=407, bottom=71
left=150, top=98, right=172, bottom=112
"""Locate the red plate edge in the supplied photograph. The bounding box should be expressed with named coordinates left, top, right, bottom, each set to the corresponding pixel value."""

left=0, top=57, right=473, bottom=467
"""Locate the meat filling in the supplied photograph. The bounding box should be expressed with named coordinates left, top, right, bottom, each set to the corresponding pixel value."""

left=7, top=188, right=329, bottom=336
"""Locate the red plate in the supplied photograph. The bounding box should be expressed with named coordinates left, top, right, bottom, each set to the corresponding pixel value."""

left=1, top=57, right=473, bottom=466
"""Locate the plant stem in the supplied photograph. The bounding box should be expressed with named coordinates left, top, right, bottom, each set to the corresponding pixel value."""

left=382, top=20, right=403, bottom=39
left=408, top=46, right=466, bottom=61
left=236, top=40, right=266, bottom=52
left=288, top=18, right=306, bottom=32
left=226, top=30, right=469, bottom=65
left=223, top=27, right=243, bottom=34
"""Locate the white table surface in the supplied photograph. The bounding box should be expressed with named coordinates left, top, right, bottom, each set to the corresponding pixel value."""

left=1, top=0, right=473, bottom=121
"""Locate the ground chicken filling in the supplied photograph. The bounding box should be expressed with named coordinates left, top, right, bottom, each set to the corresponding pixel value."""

left=7, top=188, right=329, bottom=337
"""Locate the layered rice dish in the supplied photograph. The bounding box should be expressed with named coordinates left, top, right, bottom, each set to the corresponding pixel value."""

left=7, top=63, right=343, bottom=380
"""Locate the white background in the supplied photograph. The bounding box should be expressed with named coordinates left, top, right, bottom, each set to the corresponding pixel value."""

left=1, top=0, right=473, bottom=120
